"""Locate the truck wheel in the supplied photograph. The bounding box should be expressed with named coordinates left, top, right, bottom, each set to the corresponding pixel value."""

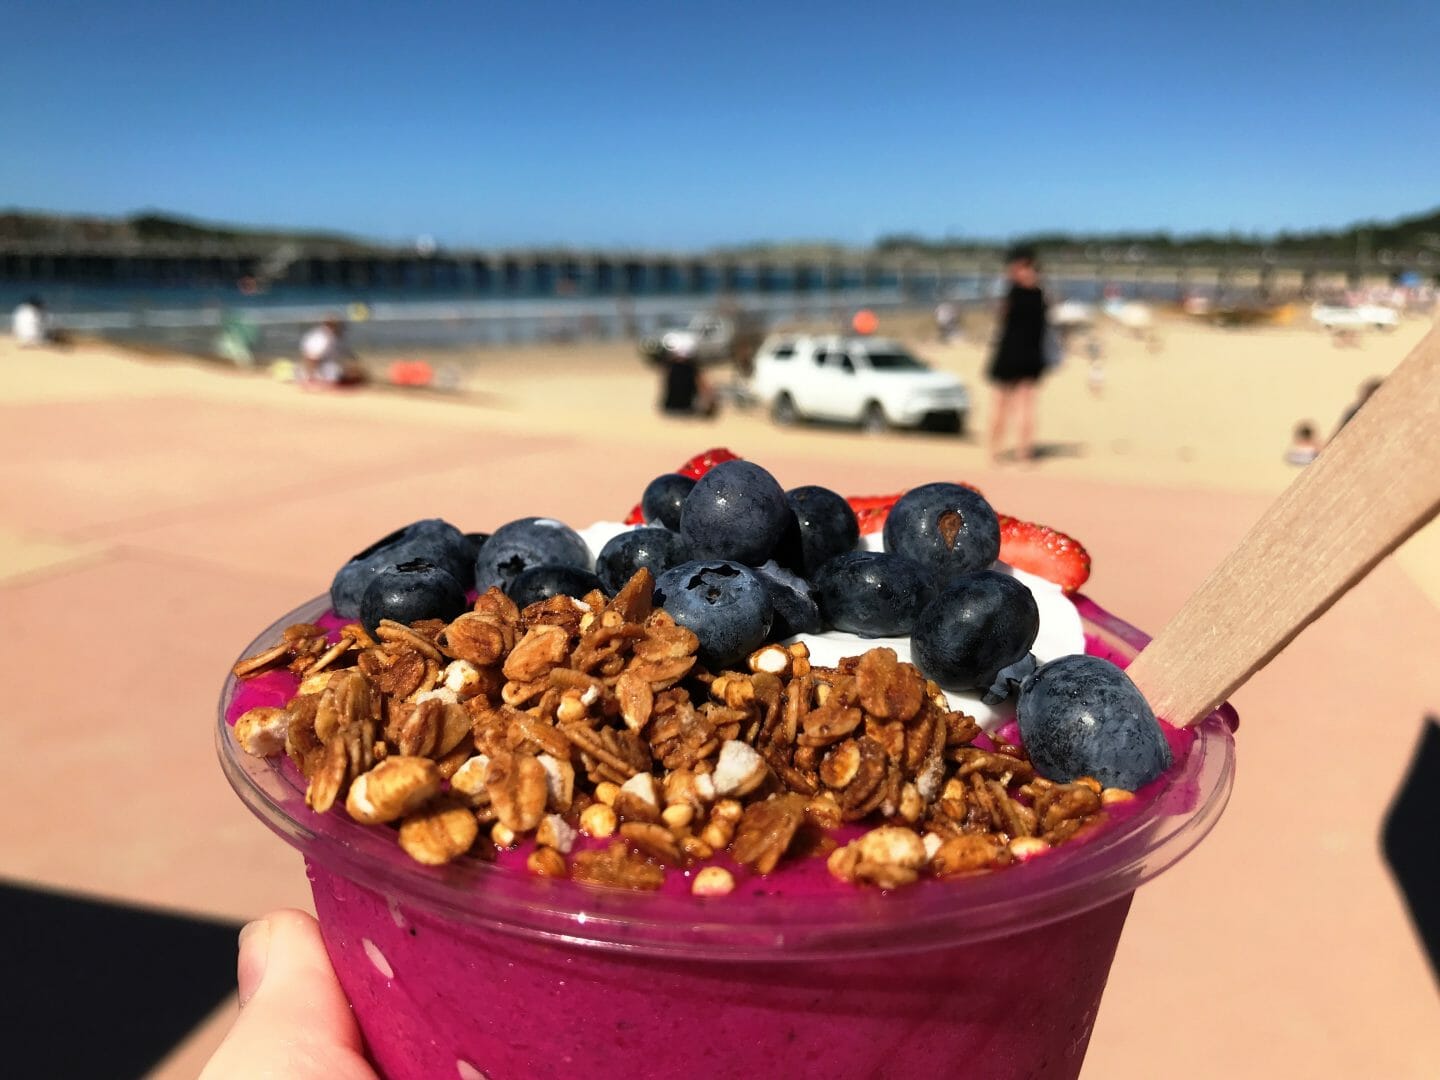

left=862, top=401, right=890, bottom=434
left=772, top=392, right=800, bottom=426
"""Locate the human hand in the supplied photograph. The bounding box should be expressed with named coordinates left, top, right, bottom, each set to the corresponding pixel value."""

left=201, top=909, right=377, bottom=1080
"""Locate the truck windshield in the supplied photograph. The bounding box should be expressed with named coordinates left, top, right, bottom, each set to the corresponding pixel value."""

left=864, top=350, right=929, bottom=371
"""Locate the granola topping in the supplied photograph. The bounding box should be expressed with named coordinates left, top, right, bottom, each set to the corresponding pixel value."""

left=231, top=571, right=1135, bottom=891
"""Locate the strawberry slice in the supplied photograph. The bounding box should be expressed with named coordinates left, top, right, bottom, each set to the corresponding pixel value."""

left=623, top=447, right=744, bottom=524
left=847, top=493, right=903, bottom=536
left=677, top=447, right=741, bottom=480
left=997, top=515, right=1091, bottom=593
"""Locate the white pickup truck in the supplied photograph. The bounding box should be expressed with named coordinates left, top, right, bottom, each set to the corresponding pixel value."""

left=749, top=334, right=969, bottom=434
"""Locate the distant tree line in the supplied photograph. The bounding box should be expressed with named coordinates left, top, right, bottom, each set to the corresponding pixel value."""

left=876, top=205, right=1440, bottom=260
left=0, top=210, right=366, bottom=250
left=4, top=205, right=1440, bottom=261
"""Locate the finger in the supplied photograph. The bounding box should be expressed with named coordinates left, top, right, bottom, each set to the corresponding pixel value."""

left=201, top=909, right=375, bottom=1080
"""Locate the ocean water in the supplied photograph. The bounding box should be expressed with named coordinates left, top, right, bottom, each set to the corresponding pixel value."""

left=0, top=274, right=1213, bottom=355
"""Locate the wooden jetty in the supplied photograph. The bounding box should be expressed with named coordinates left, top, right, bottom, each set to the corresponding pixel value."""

left=0, top=237, right=1406, bottom=299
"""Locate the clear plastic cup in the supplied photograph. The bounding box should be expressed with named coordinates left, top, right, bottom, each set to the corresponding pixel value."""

left=219, top=595, right=1236, bottom=1080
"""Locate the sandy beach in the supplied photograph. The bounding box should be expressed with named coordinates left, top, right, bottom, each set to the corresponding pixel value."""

left=2, top=312, right=1437, bottom=1078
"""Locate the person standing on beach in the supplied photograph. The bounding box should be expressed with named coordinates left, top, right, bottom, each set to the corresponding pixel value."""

left=1333, top=377, right=1383, bottom=436
left=934, top=300, right=959, bottom=343
left=1085, top=336, right=1105, bottom=397
left=986, top=246, right=1048, bottom=462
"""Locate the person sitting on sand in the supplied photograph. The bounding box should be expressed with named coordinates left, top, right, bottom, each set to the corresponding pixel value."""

left=11, top=296, right=54, bottom=347
left=1285, top=422, right=1321, bottom=466
left=300, top=317, right=365, bottom=386
left=658, top=342, right=716, bottom=419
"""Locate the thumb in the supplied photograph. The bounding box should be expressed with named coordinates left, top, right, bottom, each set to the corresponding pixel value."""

left=201, top=909, right=375, bottom=1080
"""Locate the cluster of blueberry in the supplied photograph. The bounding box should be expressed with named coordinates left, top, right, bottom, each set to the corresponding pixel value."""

left=327, top=460, right=1172, bottom=790
left=330, top=462, right=1038, bottom=696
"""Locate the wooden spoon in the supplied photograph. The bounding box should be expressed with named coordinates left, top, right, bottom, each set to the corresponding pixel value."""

left=1126, top=324, right=1440, bottom=727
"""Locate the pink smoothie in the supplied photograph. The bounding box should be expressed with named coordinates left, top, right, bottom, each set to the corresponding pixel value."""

left=220, top=597, right=1235, bottom=1080
left=309, top=863, right=1132, bottom=1080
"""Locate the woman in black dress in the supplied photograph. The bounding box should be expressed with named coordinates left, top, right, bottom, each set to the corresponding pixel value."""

left=986, top=246, right=1048, bottom=462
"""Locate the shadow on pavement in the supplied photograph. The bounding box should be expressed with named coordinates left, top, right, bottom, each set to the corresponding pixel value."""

left=1029, top=441, right=1085, bottom=461
left=1382, top=715, right=1440, bottom=985
left=995, top=441, right=1086, bottom=462
left=5, top=880, right=243, bottom=1076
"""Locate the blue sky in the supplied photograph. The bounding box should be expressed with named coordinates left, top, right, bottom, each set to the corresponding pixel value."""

left=2, top=1, right=1436, bottom=248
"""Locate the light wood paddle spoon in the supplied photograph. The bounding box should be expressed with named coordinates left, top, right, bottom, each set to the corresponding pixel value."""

left=1126, top=324, right=1440, bottom=726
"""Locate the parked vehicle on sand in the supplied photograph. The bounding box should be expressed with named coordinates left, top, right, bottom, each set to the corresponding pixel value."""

left=1310, top=302, right=1399, bottom=332
left=749, top=334, right=969, bottom=434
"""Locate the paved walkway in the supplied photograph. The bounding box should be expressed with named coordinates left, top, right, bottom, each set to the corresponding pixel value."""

left=2, top=335, right=1436, bottom=1078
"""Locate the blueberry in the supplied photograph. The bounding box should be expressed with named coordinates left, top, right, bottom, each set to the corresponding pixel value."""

left=754, top=559, right=823, bottom=637
left=778, top=485, right=859, bottom=576
left=359, top=559, right=468, bottom=637
left=912, top=571, right=1040, bottom=697
left=679, top=460, right=790, bottom=566
left=882, top=483, right=1000, bottom=585
left=812, top=551, right=934, bottom=637
left=475, top=518, right=591, bottom=593
left=331, top=523, right=414, bottom=615
left=641, top=473, right=697, bottom=531
left=595, top=527, right=690, bottom=593
left=406, top=519, right=473, bottom=580
left=330, top=518, right=470, bottom=618
left=1016, top=655, right=1173, bottom=789
left=653, top=560, right=773, bottom=669
left=505, top=564, right=605, bottom=608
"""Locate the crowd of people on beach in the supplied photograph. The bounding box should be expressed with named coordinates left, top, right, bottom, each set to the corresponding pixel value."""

left=9, top=284, right=1399, bottom=475
left=283, top=288, right=1392, bottom=475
